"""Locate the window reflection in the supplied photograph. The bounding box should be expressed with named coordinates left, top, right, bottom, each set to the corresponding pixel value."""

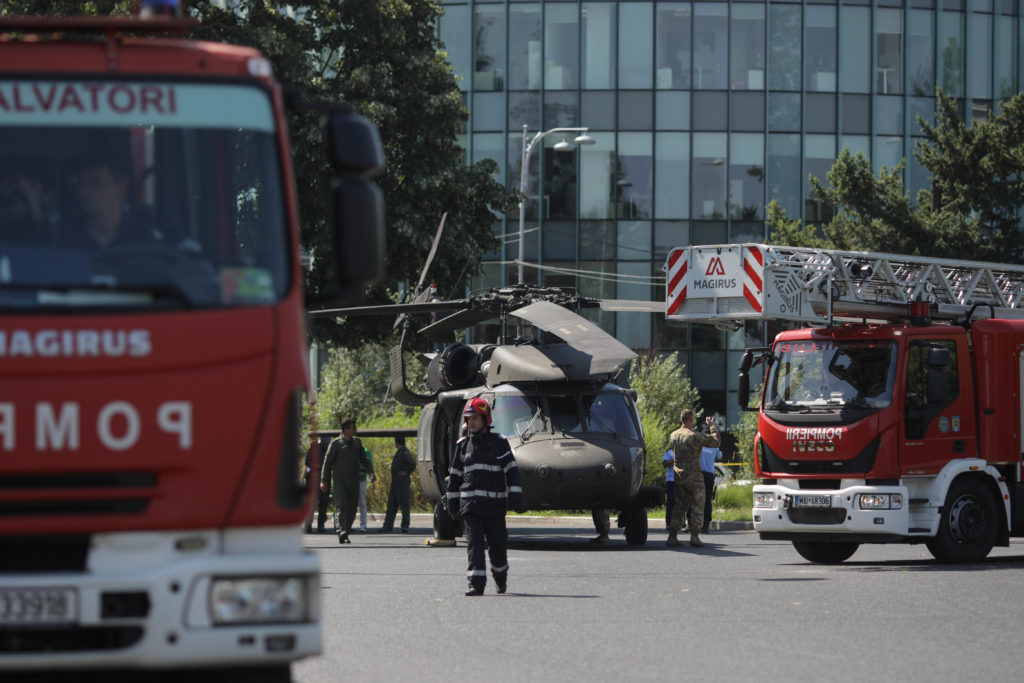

left=584, top=392, right=640, bottom=439
left=692, top=133, right=727, bottom=219
left=655, top=132, right=689, bottom=219
left=619, top=2, right=653, bottom=89
left=583, top=2, right=617, bottom=89
left=580, top=134, right=615, bottom=219
left=805, top=5, right=836, bottom=92
left=768, top=4, right=801, bottom=91
left=728, top=133, right=764, bottom=221
left=474, top=5, right=505, bottom=91
left=730, top=4, right=765, bottom=90
left=491, top=394, right=541, bottom=439
left=804, top=134, right=835, bottom=223
left=545, top=3, right=579, bottom=90
left=970, top=13, right=992, bottom=100
left=940, top=10, right=964, bottom=98
left=839, top=5, right=870, bottom=93
left=656, top=3, right=692, bottom=89
left=767, top=133, right=800, bottom=217
left=509, top=4, right=542, bottom=91
left=876, top=8, right=903, bottom=94
left=439, top=5, right=470, bottom=93
left=616, top=132, right=652, bottom=218
left=909, top=9, right=934, bottom=96
left=693, top=3, right=728, bottom=89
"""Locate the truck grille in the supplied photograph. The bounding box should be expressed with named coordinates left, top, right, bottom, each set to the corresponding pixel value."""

left=787, top=508, right=847, bottom=524
left=0, top=472, right=156, bottom=517
left=760, top=439, right=879, bottom=475
left=0, top=626, right=143, bottom=653
left=0, top=535, right=90, bottom=572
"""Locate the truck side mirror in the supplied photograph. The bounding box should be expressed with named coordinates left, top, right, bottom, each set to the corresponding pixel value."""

left=738, top=371, right=751, bottom=407
left=324, top=110, right=385, bottom=296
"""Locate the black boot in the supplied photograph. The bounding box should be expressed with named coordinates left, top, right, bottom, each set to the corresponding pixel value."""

left=465, top=586, right=484, bottom=596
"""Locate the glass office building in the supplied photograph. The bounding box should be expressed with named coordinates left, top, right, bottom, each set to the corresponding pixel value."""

left=438, top=0, right=1022, bottom=423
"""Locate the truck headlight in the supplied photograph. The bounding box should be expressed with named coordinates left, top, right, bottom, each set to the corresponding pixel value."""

left=210, top=576, right=311, bottom=625
left=753, top=492, right=775, bottom=508
left=858, top=493, right=903, bottom=510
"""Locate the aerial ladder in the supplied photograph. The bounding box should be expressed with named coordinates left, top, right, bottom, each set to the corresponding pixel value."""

left=663, top=243, right=1024, bottom=326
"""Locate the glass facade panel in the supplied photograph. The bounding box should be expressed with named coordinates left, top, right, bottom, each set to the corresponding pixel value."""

left=875, top=95, right=904, bottom=135
left=544, top=92, right=579, bottom=130
left=616, top=132, right=653, bottom=219
left=767, top=133, right=801, bottom=217
left=877, top=8, right=904, bottom=95
left=692, top=132, right=727, bottom=219
left=971, top=13, right=992, bottom=100
left=473, top=92, right=505, bottom=131
left=806, top=93, right=836, bottom=133
left=692, top=221, right=727, bottom=244
left=731, top=92, right=765, bottom=131
left=805, top=5, right=837, bottom=92
left=616, top=263, right=653, bottom=348
left=581, top=91, right=617, bottom=129
left=580, top=133, right=615, bottom=219
left=768, top=4, right=801, bottom=91
left=439, top=4, right=471, bottom=92
left=694, top=3, right=728, bottom=89
left=544, top=141, right=578, bottom=220
left=729, top=133, right=765, bottom=220
left=804, top=134, right=835, bottom=222
left=656, top=91, right=691, bottom=129
left=617, top=220, right=652, bottom=260
left=693, top=91, right=728, bottom=130
left=509, top=4, right=542, bottom=90
left=730, top=4, right=766, bottom=90
left=995, top=12, right=1017, bottom=98
left=909, top=9, right=935, bottom=96
left=768, top=92, right=801, bottom=131
left=655, top=132, right=690, bottom=219
left=583, top=2, right=617, bottom=89
left=619, top=91, right=654, bottom=130
left=654, top=220, right=689, bottom=260
left=580, top=221, right=615, bottom=260
left=656, top=3, right=692, bottom=89
left=474, top=5, right=506, bottom=91
left=545, top=3, right=580, bottom=90
left=839, top=6, right=871, bottom=93
left=619, top=2, right=654, bottom=88
left=873, top=136, right=904, bottom=173
left=842, top=94, right=871, bottom=134
left=543, top=224, right=576, bottom=260
left=472, top=132, right=506, bottom=184
left=509, top=91, right=541, bottom=130
left=940, top=10, right=965, bottom=97
left=841, top=134, right=870, bottom=158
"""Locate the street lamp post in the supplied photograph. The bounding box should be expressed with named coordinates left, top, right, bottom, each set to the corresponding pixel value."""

left=517, top=124, right=595, bottom=284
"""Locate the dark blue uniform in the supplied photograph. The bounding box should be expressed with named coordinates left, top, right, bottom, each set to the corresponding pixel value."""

left=446, top=430, right=522, bottom=593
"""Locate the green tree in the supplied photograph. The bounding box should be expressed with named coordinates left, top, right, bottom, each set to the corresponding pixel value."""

left=767, top=91, right=1024, bottom=263
left=315, top=341, right=426, bottom=427
left=628, top=352, right=703, bottom=486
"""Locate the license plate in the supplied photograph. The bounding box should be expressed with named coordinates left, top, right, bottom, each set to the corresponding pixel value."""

left=793, top=494, right=832, bottom=508
left=0, top=588, right=77, bottom=625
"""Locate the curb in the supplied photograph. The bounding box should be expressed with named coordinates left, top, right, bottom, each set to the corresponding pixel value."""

left=372, top=513, right=753, bottom=531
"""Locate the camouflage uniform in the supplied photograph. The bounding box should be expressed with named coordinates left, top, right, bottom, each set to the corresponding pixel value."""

left=321, top=435, right=374, bottom=539
left=668, top=423, right=720, bottom=534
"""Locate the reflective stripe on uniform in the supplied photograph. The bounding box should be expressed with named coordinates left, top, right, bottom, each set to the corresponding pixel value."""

left=459, top=489, right=507, bottom=499
left=508, top=486, right=522, bottom=493
left=463, top=463, right=506, bottom=473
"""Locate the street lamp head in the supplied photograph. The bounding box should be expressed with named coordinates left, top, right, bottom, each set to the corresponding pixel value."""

left=573, top=133, right=596, bottom=145
left=553, top=137, right=575, bottom=152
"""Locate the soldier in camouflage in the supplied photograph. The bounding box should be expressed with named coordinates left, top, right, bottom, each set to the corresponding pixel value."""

left=666, top=409, right=720, bottom=548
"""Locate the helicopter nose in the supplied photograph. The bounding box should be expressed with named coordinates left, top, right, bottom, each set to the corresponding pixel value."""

left=604, top=462, right=617, bottom=477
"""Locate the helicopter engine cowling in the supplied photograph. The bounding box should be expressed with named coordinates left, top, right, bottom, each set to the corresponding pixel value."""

left=427, top=343, right=480, bottom=392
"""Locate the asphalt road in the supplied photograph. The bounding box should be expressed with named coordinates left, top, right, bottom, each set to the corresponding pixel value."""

left=294, top=517, right=1024, bottom=683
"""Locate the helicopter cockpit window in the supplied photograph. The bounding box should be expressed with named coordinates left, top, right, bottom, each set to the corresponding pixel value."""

left=491, top=394, right=541, bottom=438
left=584, top=392, right=640, bottom=439
left=549, top=395, right=582, bottom=434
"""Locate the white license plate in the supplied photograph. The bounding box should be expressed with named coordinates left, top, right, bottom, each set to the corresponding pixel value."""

left=0, top=587, right=77, bottom=625
left=794, top=494, right=832, bottom=508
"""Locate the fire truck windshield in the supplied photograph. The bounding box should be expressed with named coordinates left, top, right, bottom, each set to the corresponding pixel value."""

left=764, top=340, right=898, bottom=413
left=0, top=80, right=288, bottom=310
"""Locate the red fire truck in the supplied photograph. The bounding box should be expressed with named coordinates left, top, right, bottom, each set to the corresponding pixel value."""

left=0, top=7, right=382, bottom=680
left=665, top=244, right=1024, bottom=563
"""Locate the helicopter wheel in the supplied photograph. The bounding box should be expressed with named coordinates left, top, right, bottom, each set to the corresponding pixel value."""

left=623, top=508, right=648, bottom=546
left=433, top=501, right=459, bottom=540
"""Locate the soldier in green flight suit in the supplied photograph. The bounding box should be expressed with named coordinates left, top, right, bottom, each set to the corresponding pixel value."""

left=380, top=435, right=417, bottom=532
left=666, top=409, right=720, bottom=549
left=320, top=417, right=375, bottom=544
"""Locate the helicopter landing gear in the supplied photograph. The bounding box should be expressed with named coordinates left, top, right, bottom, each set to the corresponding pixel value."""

left=620, top=507, right=649, bottom=546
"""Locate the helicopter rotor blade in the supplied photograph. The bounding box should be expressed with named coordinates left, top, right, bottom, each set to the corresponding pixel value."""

left=417, top=308, right=500, bottom=339
left=597, top=299, right=664, bottom=313
left=415, top=212, right=447, bottom=294
left=308, top=299, right=468, bottom=319
left=509, top=300, right=637, bottom=375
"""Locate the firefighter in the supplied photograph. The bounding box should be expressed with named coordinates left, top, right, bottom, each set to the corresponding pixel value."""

left=320, top=417, right=375, bottom=544
left=445, top=397, right=523, bottom=596
left=666, top=409, right=720, bottom=548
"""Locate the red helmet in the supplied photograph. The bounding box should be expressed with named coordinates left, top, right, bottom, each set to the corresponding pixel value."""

left=462, top=397, right=492, bottom=426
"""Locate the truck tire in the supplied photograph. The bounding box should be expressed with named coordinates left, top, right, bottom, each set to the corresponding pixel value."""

left=792, top=540, right=859, bottom=564
left=433, top=501, right=458, bottom=540
left=926, top=477, right=998, bottom=563
left=623, top=508, right=648, bottom=546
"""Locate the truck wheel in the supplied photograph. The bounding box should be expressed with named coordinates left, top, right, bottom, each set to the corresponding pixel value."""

left=792, top=541, right=859, bottom=564
left=623, top=508, right=648, bottom=546
left=926, top=477, right=998, bottom=563
left=433, top=501, right=457, bottom=540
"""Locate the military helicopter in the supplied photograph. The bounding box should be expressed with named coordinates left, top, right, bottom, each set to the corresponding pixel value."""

left=309, top=277, right=665, bottom=545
